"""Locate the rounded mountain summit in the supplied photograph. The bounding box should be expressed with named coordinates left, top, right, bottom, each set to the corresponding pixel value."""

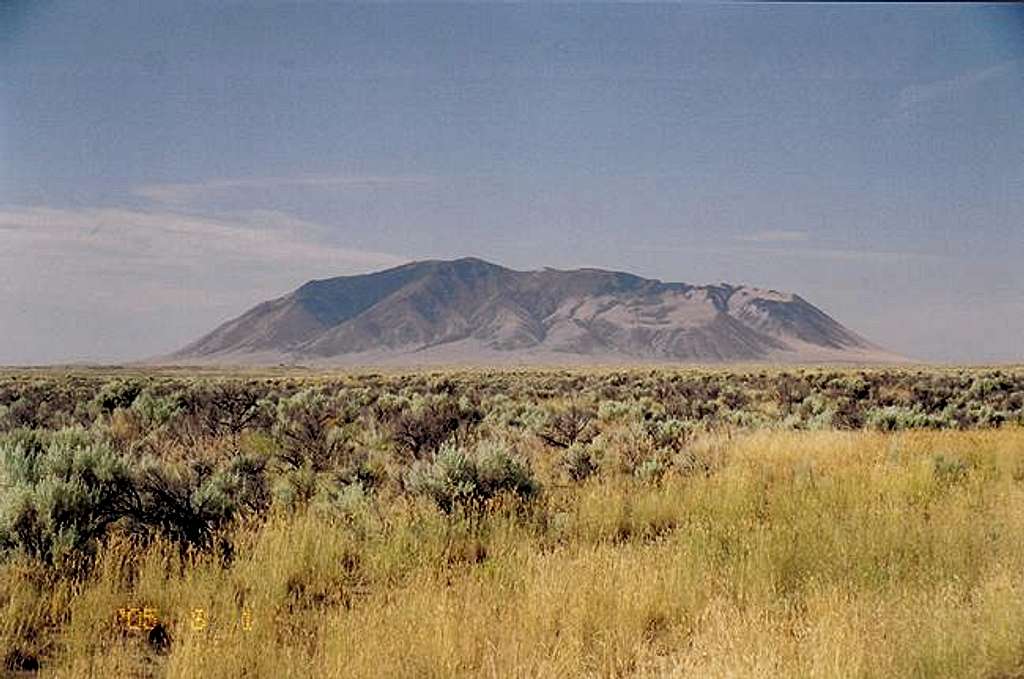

left=167, top=258, right=904, bottom=366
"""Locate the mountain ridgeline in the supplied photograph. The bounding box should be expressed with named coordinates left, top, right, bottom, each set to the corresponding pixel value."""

left=171, top=258, right=898, bottom=365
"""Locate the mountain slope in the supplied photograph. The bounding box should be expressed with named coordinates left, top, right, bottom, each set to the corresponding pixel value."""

left=169, top=258, right=901, bottom=365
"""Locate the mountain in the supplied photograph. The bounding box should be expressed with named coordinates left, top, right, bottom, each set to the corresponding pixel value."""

left=168, top=257, right=902, bottom=365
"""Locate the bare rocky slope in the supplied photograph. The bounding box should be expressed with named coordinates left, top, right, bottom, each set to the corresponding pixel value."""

left=168, top=258, right=902, bottom=365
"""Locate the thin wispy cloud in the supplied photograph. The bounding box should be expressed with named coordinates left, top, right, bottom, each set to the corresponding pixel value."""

left=895, top=59, right=1020, bottom=115
left=753, top=247, right=947, bottom=265
left=133, top=175, right=435, bottom=205
left=0, top=206, right=404, bottom=267
left=627, top=243, right=946, bottom=265
left=0, top=204, right=410, bottom=361
left=0, top=206, right=407, bottom=299
left=735, top=230, right=809, bottom=243
left=0, top=204, right=412, bottom=359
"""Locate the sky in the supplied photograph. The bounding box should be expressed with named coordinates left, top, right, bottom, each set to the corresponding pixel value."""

left=1, top=1, right=1022, bottom=364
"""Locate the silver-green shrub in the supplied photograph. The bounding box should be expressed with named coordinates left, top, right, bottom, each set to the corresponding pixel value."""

left=405, top=441, right=538, bottom=513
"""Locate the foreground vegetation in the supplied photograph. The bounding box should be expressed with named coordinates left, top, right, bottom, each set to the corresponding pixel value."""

left=2, top=367, right=1024, bottom=677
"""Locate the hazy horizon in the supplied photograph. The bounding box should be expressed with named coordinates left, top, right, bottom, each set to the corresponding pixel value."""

left=2, top=1, right=1022, bottom=365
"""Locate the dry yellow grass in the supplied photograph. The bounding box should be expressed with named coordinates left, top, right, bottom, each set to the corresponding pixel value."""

left=6, top=428, right=1024, bottom=678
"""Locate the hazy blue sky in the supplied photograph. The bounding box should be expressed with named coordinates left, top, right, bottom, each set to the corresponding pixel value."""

left=1, top=1, right=1022, bottom=364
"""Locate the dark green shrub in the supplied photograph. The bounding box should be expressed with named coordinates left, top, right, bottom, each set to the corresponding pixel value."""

left=831, top=397, right=865, bottom=430
left=385, top=395, right=482, bottom=459
left=0, top=432, right=134, bottom=566
left=0, top=398, right=37, bottom=430
left=866, top=406, right=943, bottom=431
left=538, top=404, right=596, bottom=449
left=131, top=389, right=185, bottom=431
left=561, top=444, right=599, bottom=482
left=658, top=379, right=722, bottom=421
left=774, top=373, right=812, bottom=415
left=186, top=382, right=268, bottom=440
left=130, top=452, right=269, bottom=548
left=272, top=390, right=354, bottom=472
left=644, top=417, right=693, bottom=453
left=963, top=405, right=1007, bottom=428
left=92, top=379, right=144, bottom=415
left=209, top=454, right=272, bottom=515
